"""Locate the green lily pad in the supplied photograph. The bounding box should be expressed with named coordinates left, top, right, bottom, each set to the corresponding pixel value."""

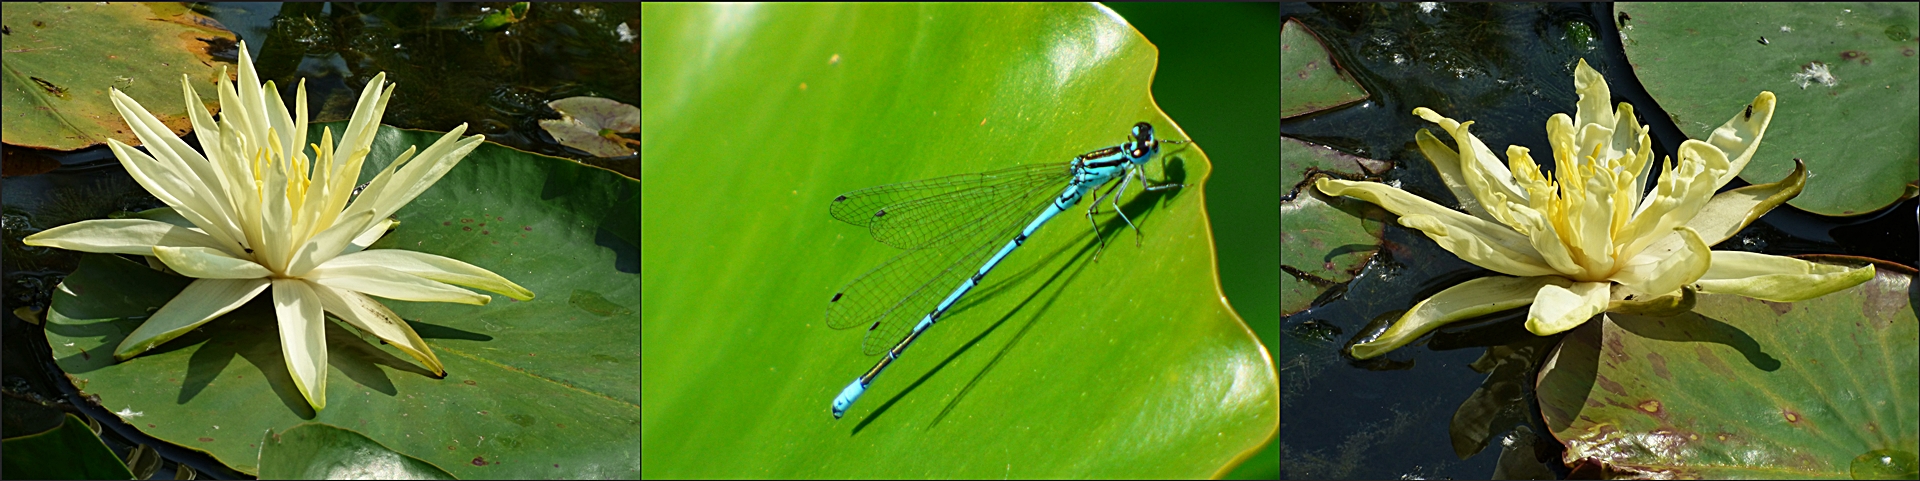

left=0, top=2, right=235, bottom=151
left=1537, top=258, right=1917, bottom=479
left=260, top=423, right=456, bottom=479
left=0, top=413, right=134, bottom=480
left=643, top=2, right=1273, bottom=478
left=1280, top=137, right=1391, bottom=316
left=1617, top=2, right=1920, bottom=216
left=1282, top=18, right=1369, bottom=119
left=42, top=121, right=639, bottom=478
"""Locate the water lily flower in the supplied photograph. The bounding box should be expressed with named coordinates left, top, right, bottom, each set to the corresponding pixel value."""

left=1317, top=59, right=1873, bottom=359
left=23, top=41, right=534, bottom=411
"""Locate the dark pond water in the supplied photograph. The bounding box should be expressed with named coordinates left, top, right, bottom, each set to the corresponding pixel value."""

left=1280, top=3, right=1917, bottom=479
left=1, top=3, right=636, bottom=478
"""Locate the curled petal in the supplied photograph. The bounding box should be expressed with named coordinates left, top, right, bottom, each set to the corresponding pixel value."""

left=1350, top=276, right=1568, bottom=359
left=1707, top=91, right=1777, bottom=187
left=1611, top=226, right=1711, bottom=297
left=1694, top=252, right=1876, bottom=302
left=1681, top=158, right=1805, bottom=248
left=1618, top=140, right=1726, bottom=261
left=1525, top=281, right=1610, bottom=336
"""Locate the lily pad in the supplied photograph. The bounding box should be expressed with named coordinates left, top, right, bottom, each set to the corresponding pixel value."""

left=1537, top=257, right=1917, bottom=479
left=259, top=422, right=456, bottom=479
left=1282, top=18, right=1369, bottom=119
left=643, top=2, right=1273, bottom=478
left=537, top=96, right=638, bottom=158
left=0, top=2, right=235, bottom=151
left=1617, top=2, right=1920, bottom=216
left=42, top=121, right=639, bottom=478
left=0, top=413, right=134, bottom=480
left=1281, top=137, right=1391, bottom=316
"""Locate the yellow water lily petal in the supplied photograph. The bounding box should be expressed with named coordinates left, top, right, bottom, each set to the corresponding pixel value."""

left=1412, top=128, right=1494, bottom=222
left=23, top=219, right=229, bottom=256
left=271, top=279, right=328, bottom=412
left=1610, top=226, right=1711, bottom=296
left=285, top=211, right=378, bottom=277
left=353, top=128, right=486, bottom=224
left=102, top=139, right=250, bottom=256
left=322, top=249, right=535, bottom=300
left=1693, top=252, right=1876, bottom=302
left=152, top=246, right=272, bottom=279
left=306, top=264, right=492, bottom=305
left=1317, top=178, right=1558, bottom=277
left=1572, top=59, right=1616, bottom=133
left=107, top=89, right=241, bottom=234
left=1682, top=158, right=1805, bottom=247
left=307, top=283, right=446, bottom=376
left=1413, top=108, right=1529, bottom=220
left=114, top=278, right=270, bottom=361
left=1525, top=281, right=1609, bottom=336
left=1618, top=139, right=1727, bottom=261
left=344, top=218, right=397, bottom=254
left=1706, top=91, right=1776, bottom=187
left=1350, top=275, right=1567, bottom=359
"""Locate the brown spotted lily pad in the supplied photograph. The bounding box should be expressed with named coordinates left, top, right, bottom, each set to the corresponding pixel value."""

left=1536, top=257, right=1917, bottom=479
left=1, top=2, right=234, bottom=150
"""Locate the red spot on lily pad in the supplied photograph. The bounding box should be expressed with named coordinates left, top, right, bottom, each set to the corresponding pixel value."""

left=463, top=226, right=472, bottom=231
left=523, top=226, right=532, bottom=231
left=472, top=456, right=488, bottom=466
left=462, top=218, right=472, bottom=223
left=443, top=221, right=451, bottom=226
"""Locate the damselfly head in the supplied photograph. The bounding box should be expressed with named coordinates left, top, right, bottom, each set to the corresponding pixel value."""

left=1131, top=122, right=1154, bottom=142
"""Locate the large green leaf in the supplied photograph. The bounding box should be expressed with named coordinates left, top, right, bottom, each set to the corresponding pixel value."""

left=1617, top=2, right=1920, bottom=216
left=643, top=2, right=1273, bottom=478
left=42, top=121, right=639, bottom=478
left=1537, top=258, right=1917, bottom=479
left=0, top=2, right=235, bottom=151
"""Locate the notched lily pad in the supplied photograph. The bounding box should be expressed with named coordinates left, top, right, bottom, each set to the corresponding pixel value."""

left=1281, top=137, right=1391, bottom=315
left=1282, top=18, right=1369, bottom=119
left=1537, top=256, right=1917, bottom=479
left=1618, top=2, right=1920, bottom=217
